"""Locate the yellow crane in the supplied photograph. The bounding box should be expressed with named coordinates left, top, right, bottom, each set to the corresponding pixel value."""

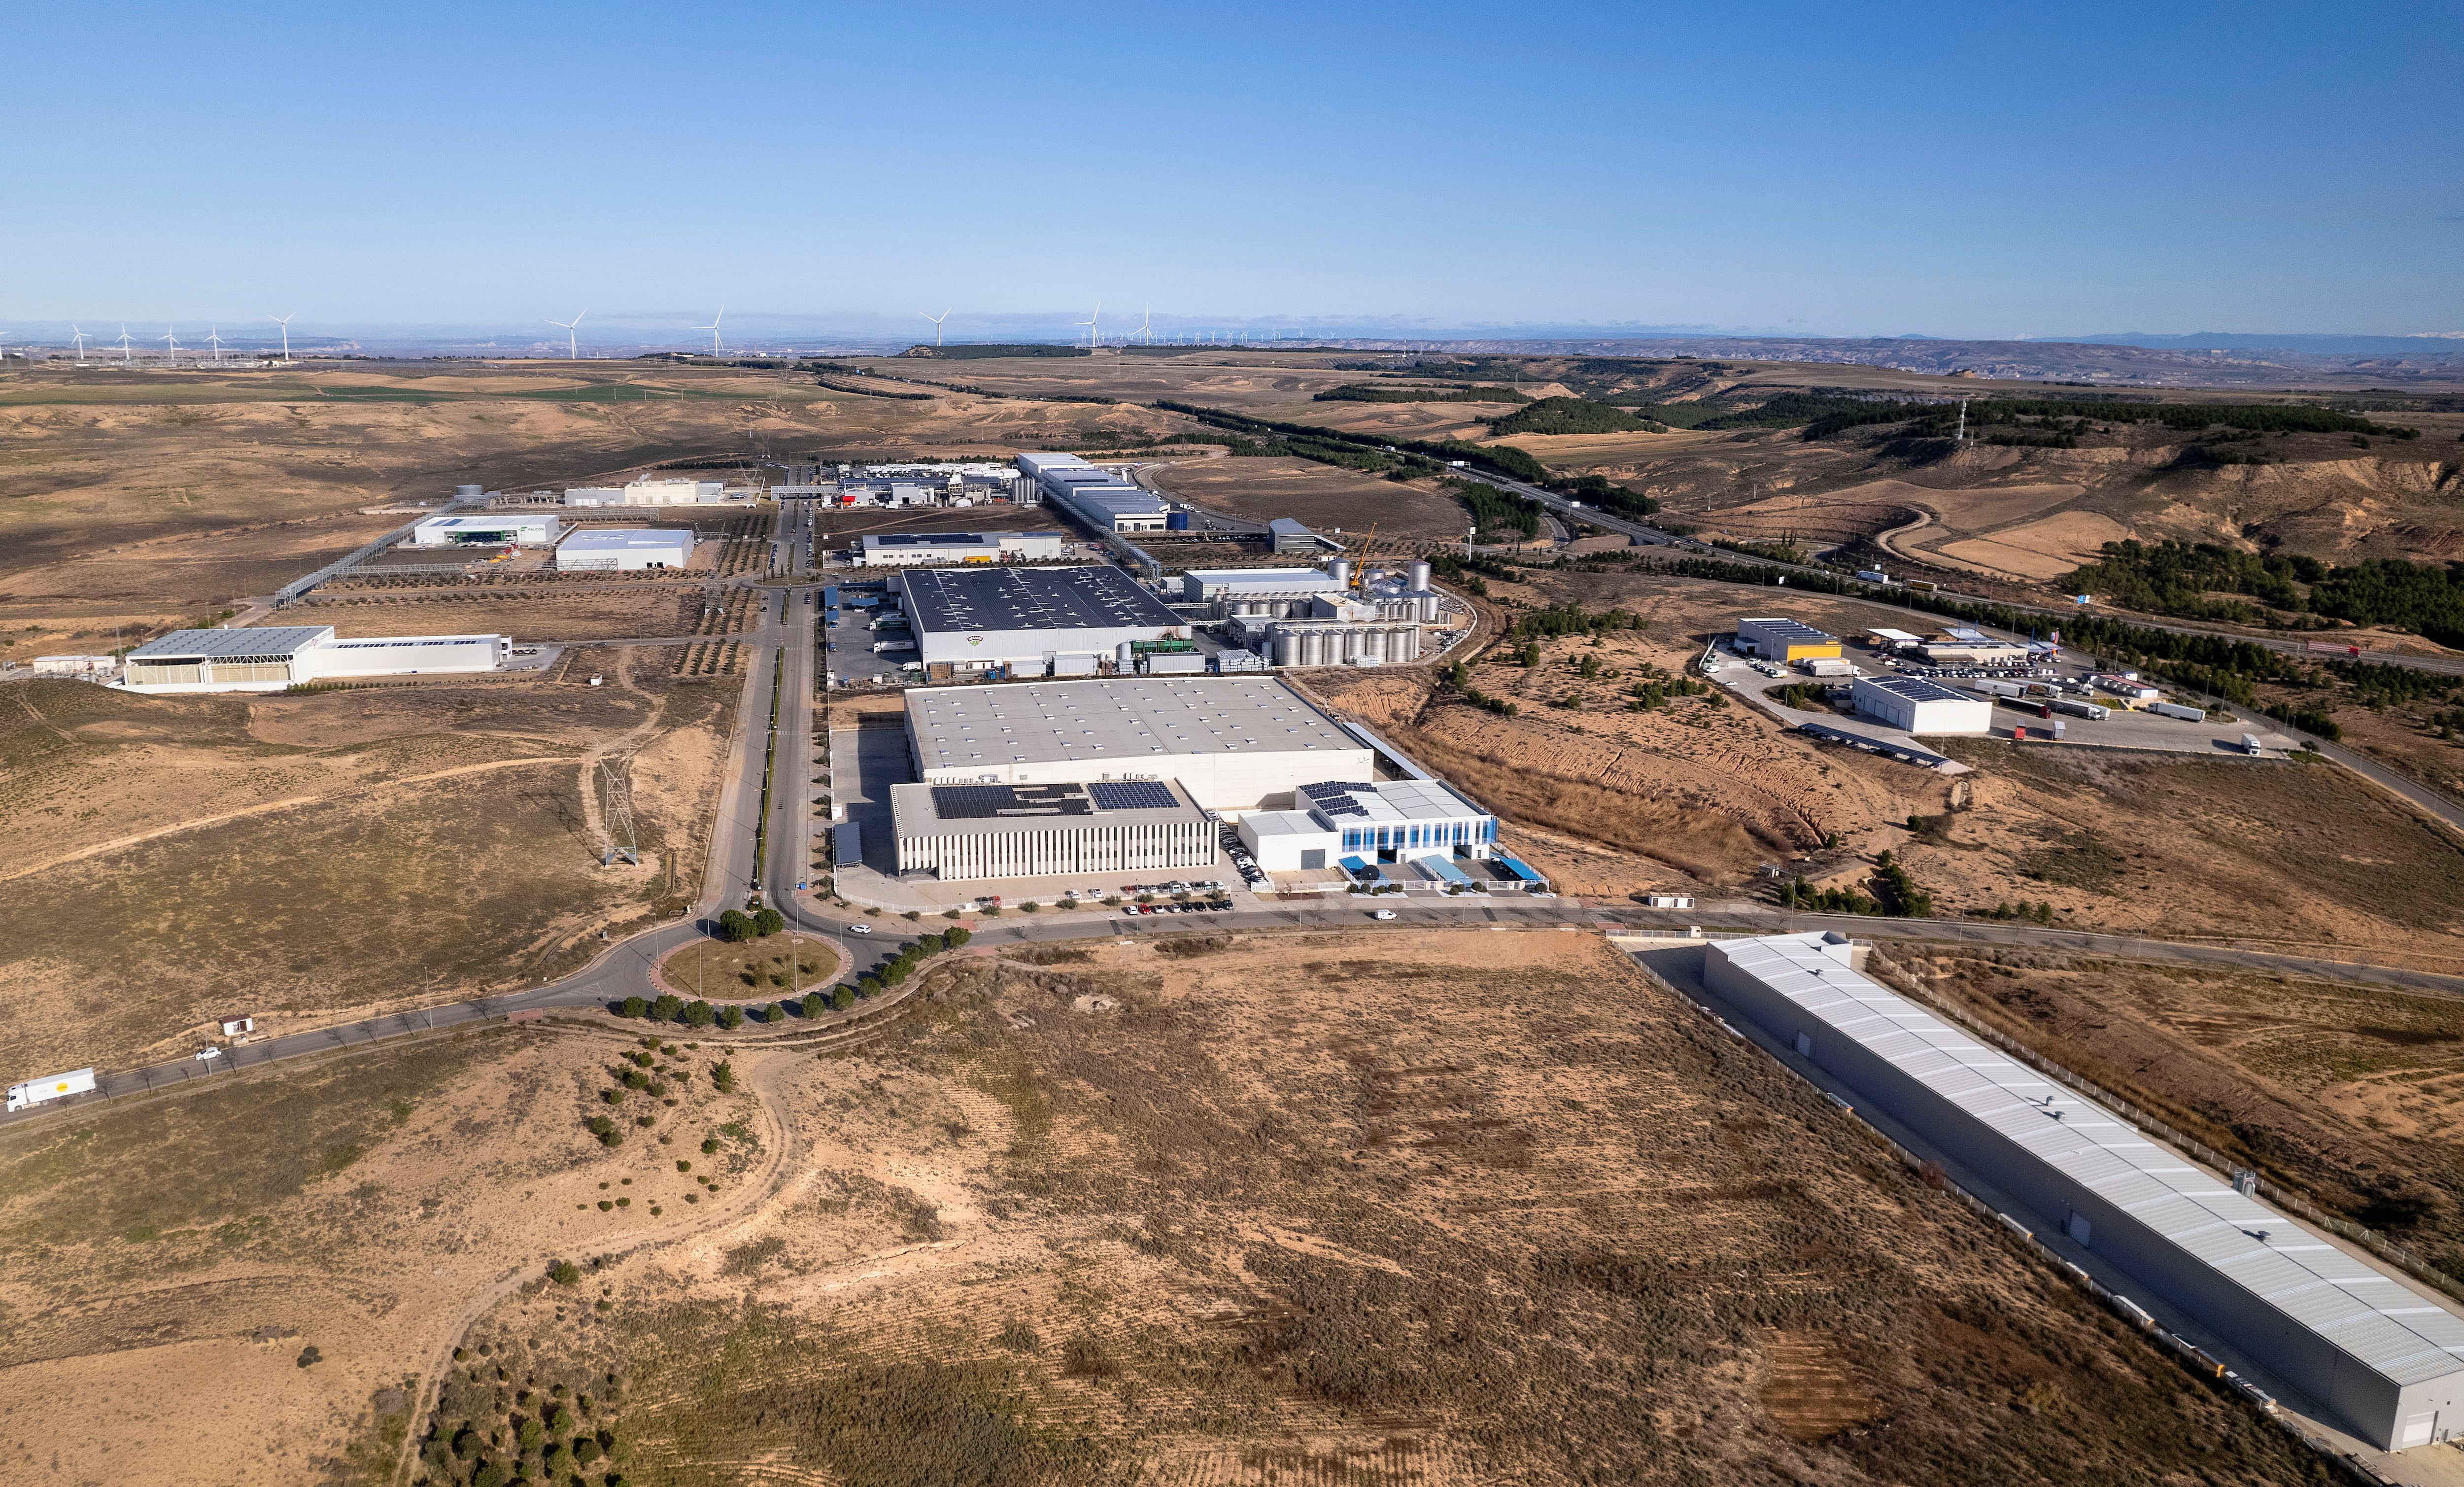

left=1350, top=522, right=1377, bottom=588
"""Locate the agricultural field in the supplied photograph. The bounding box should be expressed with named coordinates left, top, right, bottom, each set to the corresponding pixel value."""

left=0, top=653, right=734, bottom=1073
left=421, top=929, right=2328, bottom=1486
left=0, top=1018, right=779, bottom=1487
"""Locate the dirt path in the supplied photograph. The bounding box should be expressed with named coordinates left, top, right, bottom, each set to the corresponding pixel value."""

left=0, top=754, right=576, bottom=885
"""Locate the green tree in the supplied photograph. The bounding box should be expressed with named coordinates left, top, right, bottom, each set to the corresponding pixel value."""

left=518, top=1418, right=545, bottom=1452
left=548, top=1405, right=576, bottom=1435
left=618, top=996, right=648, bottom=1018
left=712, top=1061, right=737, bottom=1093
left=764, top=1001, right=787, bottom=1023
left=473, top=1461, right=509, bottom=1487
left=548, top=1260, right=580, bottom=1286
left=753, top=906, right=785, bottom=937
left=945, top=926, right=972, bottom=948
left=801, top=990, right=825, bottom=1017
left=651, top=993, right=684, bottom=1022
left=831, top=986, right=855, bottom=1011
left=719, top=1004, right=745, bottom=1030
left=684, top=1000, right=717, bottom=1027
left=717, top=909, right=756, bottom=943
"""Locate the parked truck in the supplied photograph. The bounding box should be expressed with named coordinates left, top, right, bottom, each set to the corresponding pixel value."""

left=2050, top=697, right=2110, bottom=722
left=2148, top=701, right=2206, bottom=723
left=870, top=640, right=917, bottom=654
left=2242, top=733, right=2267, bottom=755
left=6, top=1067, right=96, bottom=1113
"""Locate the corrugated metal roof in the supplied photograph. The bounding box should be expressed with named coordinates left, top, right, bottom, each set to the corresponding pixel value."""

left=126, top=625, right=331, bottom=661
left=1719, top=934, right=2464, bottom=1390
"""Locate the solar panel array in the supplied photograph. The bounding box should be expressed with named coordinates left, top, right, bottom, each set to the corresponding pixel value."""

left=929, top=785, right=1022, bottom=820
left=1089, top=780, right=1177, bottom=811
left=1297, top=781, right=1374, bottom=817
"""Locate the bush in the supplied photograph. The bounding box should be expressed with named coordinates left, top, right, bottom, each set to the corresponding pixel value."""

left=573, top=1438, right=602, bottom=1465
left=712, top=1061, right=737, bottom=1094
left=801, top=990, right=825, bottom=1017
left=473, top=1461, right=509, bottom=1487
left=451, top=1426, right=479, bottom=1457
left=719, top=1004, right=745, bottom=1030
left=753, top=906, right=785, bottom=937
left=618, top=996, right=648, bottom=1018
left=701, top=1137, right=719, bottom=1154
left=651, top=994, right=684, bottom=1022
left=519, top=1418, right=546, bottom=1452
left=684, top=1000, right=717, bottom=1027
left=676, top=1159, right=691, bottom=1172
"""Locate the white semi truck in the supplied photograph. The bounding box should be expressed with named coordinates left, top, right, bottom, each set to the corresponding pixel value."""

left=7, top=1067, right=97, bottom=1112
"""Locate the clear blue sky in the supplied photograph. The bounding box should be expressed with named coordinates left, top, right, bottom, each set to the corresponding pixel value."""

left=7, top=0, right=2458, bottom=342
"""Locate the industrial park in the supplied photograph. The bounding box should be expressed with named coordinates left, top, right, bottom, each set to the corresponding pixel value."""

left=4, top=10, right=2461, bottom=1477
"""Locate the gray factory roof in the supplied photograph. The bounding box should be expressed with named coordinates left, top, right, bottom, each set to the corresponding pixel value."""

left=863, top=532, right=1002, bottom=549
left=1738, top=616, right=1838, bottom=643
left=900, top=565, right=1178, bottom=635
left=1299, top=778, right=1488, bottom=826
left=1719, top=934, right=2464, bottom=1391
left=890, top=776, right=1204, bottom=839
left=126, top=625, right=332, bottom=661
left=560, top=529, right=693, bottom=551
left=1860, top=675, right=1976, bottom=704
left=1181, top=566, right=1343, bottom=593
left=1066, top=486, right=1169, bottom=517
left=906, top=675, right=1361, bottom=772
left=1269, top=517, right=1315, bottom=537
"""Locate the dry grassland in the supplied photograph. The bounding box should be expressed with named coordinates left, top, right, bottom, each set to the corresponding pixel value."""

left=1147, top=458, right=1471, bottom=547
left=0, top=656, right=734, bottom=1072
left=0, top=1017, right=780, bottom=1487
left=294, top=584, right=708, bottom=642
left=451, top=930, right=2327, bottom=1486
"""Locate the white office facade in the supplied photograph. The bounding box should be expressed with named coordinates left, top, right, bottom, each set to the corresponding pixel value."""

left=556, top=529, right=697, bottom=571
left=856, top=531, right=1068, bottom=568
left=120, top=626, right=511, bottom=693
left=411, top=513, right=562, bottom=547
left=890, top=778, right=1214, bottom=881
left=1853, top=675, right=1994, bottom=734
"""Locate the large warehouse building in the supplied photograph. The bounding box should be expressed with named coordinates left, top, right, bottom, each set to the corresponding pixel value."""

left=1735, top=616, right=1843, bottom=662
left=1705, top=932, right=2464, bottom=1452
left=411, top=513, right=561, bottom=546
left=120, top=626, right=511, bottom=693
left=890, top=777, right=1213, bottom=880
left=904, top=675, right=1371, bottom=809
left=855, top=531, right=1067, bottom=567
left=556, top=529, right=696, bottom=571
left=1852, top=674, right=1993, bottom=734
left=1017, top=452, right=1170, bottom=532
left=897, top=565, right=1182, bottom=675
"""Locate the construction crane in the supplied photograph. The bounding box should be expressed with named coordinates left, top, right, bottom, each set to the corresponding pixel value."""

left=1349, top=522, right=1378, bottom=588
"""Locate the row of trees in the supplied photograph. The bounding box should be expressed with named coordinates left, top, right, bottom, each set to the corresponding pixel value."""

left=2067, top=540, right=2464, bottom=652
left=1486, top=397, right=1651, bottom=436
left=1314, top=382, right=1532, bottom=405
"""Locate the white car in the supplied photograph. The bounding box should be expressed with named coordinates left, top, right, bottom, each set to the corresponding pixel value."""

left=846, top=924, right=871, bottom=935
left=1370, top=909, right=1399, bottom=921
left=195, top=1046, right=222, bottom=1062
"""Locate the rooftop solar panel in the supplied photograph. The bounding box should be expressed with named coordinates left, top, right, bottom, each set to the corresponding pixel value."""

left=1089, top=780, right=1177, bottom=811
left=929, top=785, right=1020, bottom=819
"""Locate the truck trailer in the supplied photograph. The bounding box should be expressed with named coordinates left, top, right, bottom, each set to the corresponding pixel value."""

left=6, top=1067, right=97, bottom=1112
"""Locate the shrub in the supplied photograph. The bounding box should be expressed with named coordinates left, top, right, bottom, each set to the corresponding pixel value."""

left=473, top=1461, right=509, bottom=1487
left=753, top=906, right=785, bottom=937
left=573, top=1439, right=602, bottom=1465
left=618, top=996, right=648, bottom=1018
left=712, top=1061, right=737, bottom=1094
left=719, top=1004, right=745, bottom=1030
left=684, top=1001, right=717, bottom=1027
left=451, top=1426, right=479, bottom=1457
left=651, top=994, right=684, bottom=1022
left=701, top=1138, right=719, bottom=1154
left=622, top=1069, right=649, bottom=1090
left=548, top=1404, right=577, bottom=1434
left=518, top=1419, right=545, bottom=1452
left=676, top=1160, right=691, bottom=1172
left=296, top=1344, right=323, bottom=1369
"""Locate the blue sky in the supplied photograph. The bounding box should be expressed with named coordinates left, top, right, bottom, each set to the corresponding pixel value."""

left=5, top=1, right=2457, bottom=343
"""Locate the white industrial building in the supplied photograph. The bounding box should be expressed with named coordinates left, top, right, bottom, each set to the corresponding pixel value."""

left=1706, top=932, right=2464, bottom=1453
left=898, top=565, right=1182, bottom=675
left=556, top=529, right=697, bottom=572
left=1735, top=616, right=1843, bottom=661
left=561, top=479, right=729, bottom=507
left=120, top=626, right=511, bottom=694
left=1852, top=675, right=1994, bottom=734
left=856, top=531, right=1068, bottom=568
left=411, top=513, right=561, bottom=547
left=1017, top=452, right=1169, bottom=532
left=890, top=777, right=1213, bottom=881
left=1299, top=778, right=1495, bottom=865
left=1179, top=566, right=1349, bottom=617
left=1237, top=809, right=1342, bottom=873
left=904, top=675, right=1371, bottom=811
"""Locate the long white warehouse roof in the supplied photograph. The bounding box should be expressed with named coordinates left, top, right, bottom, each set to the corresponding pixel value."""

left=1714, top=934, right=2464, bottom=1391
left=906, top=676, right=1357, bottom=772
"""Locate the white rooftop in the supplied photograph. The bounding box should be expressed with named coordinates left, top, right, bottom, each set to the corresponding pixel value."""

left=906, top=676, right=1360, bottom=771
left=1243, top=809, right=1337, bottom=839
left=560, top=529, right=694, bottom=551
left=1183, top=567, right=1344, bottom=590
left=1299, top=778, right=1487, bottom=826
left=1718, top=934, right=2464, bottom=1391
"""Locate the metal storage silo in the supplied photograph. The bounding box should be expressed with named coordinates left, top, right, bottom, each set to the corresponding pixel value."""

left=1117, top=642, right=1136, bottom=672
left=1408, top=559, right=1432, bottom=591
left=1272, top=628, right=1296, bottom=667
left=1329, top=559, right=1352, bottom=588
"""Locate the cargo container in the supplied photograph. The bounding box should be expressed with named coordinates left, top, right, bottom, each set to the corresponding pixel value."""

left=6, top=1067, right=96, bottom=1112
left=1969, top=679, right=2027, bottom=699
left=2050, top=697, right=2109, bottom=721
left=2148, top=701, right=2206, bottom=723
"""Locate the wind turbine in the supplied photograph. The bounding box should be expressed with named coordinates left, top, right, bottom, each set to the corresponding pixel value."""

left=206, top=325, right=224, bottom=364
left=160, top=325, right=181, bottom=365
left=271, top=312, right=295, bottom=363
left=919, top=308, right=950, bottom=347
left=694, top=306, right=724, bottom=356
left=69, top=325, right=88, bottom=361
left=115, top=326, right=134, bottom=363
left=548, top=308, right=586, bottom=360
left=1073, top=302, right=1101, bottom=348
left=1138, top=305, right=1152, bottom=345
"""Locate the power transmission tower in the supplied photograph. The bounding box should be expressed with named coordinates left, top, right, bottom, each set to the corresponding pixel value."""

left=600, top=757, right=640, bottom=866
